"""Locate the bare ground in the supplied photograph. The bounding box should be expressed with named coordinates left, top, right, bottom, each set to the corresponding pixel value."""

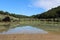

left=0, top=32, right=60, bottom=40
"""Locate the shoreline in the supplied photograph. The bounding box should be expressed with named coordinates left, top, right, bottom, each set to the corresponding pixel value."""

left=0, top=33, right=60, bottom=40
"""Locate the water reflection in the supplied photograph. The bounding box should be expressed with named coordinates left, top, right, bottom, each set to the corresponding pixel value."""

left=0, top=26, right=48, bottom=34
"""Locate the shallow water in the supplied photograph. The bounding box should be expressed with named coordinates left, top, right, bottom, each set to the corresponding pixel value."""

left=0, top=26, right=48, bottom=34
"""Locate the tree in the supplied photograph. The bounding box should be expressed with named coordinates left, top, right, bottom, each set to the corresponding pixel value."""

left=56, top=10, right=60, bottom=17
left=2, top=16, right=11, bottom=22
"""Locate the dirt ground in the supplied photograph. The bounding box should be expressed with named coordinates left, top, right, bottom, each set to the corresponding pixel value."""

left=0, top=33, right=60, bottom=40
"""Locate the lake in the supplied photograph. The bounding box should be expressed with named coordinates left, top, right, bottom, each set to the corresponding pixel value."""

left=0, top=26, right=48, bottom=34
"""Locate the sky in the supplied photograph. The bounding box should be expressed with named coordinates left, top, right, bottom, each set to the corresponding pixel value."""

left=0, top=0, right=60, bottom=16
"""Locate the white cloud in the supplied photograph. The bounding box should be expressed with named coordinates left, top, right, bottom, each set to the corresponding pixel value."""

left=30, top=0, right=60, bottom=10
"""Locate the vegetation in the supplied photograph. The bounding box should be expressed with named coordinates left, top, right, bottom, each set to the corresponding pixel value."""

left=31, top=6, right=60, bottom=19
left=2, top=16, right=11, bottom=22
left=0, top=11, right=29, bottom=18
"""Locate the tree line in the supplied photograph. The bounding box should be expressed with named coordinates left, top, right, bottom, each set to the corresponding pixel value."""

left=0, top=11, right=29, bottom=18
left=31, top=6, right=60, bottom=22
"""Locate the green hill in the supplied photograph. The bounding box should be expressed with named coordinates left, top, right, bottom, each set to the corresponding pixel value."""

left=0, top=11, right=29, bottom=21
left=31, top=6, right=60, bottom=19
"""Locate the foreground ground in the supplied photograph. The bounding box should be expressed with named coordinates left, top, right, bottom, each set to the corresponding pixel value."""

left=0, top=32, right=60, bottom=40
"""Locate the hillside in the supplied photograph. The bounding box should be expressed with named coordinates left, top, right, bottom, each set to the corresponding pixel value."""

left=0, top=11, right=29, bottom=21
left=31, top=6, right=60, bottom=19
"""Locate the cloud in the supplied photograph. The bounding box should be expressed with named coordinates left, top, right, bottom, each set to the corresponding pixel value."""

left=29, top=0, right=60, bottom=10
